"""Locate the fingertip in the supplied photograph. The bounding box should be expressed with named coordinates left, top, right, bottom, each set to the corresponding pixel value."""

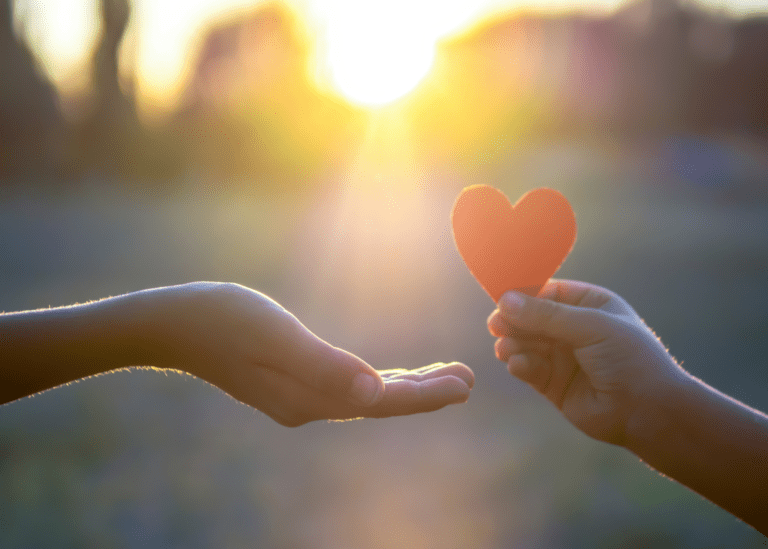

left=495, top=337, right=512, bottom=362
left=349, top=370, right=385, bottom=406
left=370, top=374, right=471, bottom=417
left=464, top=365, right=476, bottom=389
left=487, top=310, right=506, bottom=337
left=499, top=291, right=526, bottom=318
left=421, top=375, right=470, bottom=401
left=334, top=347, right=384, bottom=406
left=506, top=354, right=527, bottom=378
left=448, top=362, right=475, bottom=389
left=432, top=375, right=471, bottom=403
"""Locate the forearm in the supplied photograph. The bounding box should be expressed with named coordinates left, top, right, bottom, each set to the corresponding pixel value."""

left=0, top=290, right=163, bottom=405
left=626, top=373, right=768, bottom=534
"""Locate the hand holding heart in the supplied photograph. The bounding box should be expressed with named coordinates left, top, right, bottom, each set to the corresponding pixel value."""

left=487, top=280, right=688, bottom=445
left=450, top=185, right=684, bottom=444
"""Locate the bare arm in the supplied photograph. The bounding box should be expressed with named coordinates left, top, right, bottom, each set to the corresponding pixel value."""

left=488, top=280, right=768, bottom=535
left=626, top=373, right=768, bottom=533
left=1, top=282, right=474, bottom=426
left=0, top=290, right=157, bottom=403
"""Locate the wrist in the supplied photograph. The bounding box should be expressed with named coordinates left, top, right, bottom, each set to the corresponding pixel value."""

left=623, top=369, right=699, bottom=455
left=82, top=289, right=169, bottom=370
left=120, top=286, right=192, bottom=372
left=128, top=283, right=225, bottom=378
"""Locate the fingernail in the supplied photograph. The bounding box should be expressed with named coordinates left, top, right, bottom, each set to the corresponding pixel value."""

left=500, top=292, right=525, bottom=316
left=349, top=373, right=382, bottom=406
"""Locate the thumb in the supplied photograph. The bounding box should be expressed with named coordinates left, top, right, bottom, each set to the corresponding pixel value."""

left=498, top=291, right=609, bottom=348
left=272, top=314, right=385, bottom=407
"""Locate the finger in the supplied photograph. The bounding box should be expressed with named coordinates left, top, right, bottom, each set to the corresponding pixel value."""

left=540, top=344, right=580, bottom=409
left=245, top=367, right=471, bottom=426
left=540, top=279, right=636, bottom=316
left=507, top=352, right=554, bottom=394
left=494, top=337, right=551, bottom=362
left=538, top=279, right=607, bottom=305
left=489, top=309, right=555, bottom=341
left=378, top=368, right=409, bottom=376
left=365, top=376, right=470, bottom=418
left=381, top=362, right=475, bottom=389
left=377, top=365, right=440, bottom=378
left=487, top=309, right=506, bottom=337
left=400, top=363, right=448, bottom=375
left=507, top=350, right=581, bottom=411
left=269, top=313, right=385, bottom=407
left=498, top=291, right=610, bottom=348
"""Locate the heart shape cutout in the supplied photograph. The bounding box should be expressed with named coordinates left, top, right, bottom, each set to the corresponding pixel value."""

left=451, top=185, right=577, bottom=302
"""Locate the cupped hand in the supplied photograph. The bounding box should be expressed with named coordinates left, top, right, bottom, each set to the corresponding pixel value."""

left=144, top=282, right=473, bottom=427
left=487, top=279, right=686, bottom=446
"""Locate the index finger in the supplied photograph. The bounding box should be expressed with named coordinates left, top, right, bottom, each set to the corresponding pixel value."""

left=540, top=279, right=636, bottom=316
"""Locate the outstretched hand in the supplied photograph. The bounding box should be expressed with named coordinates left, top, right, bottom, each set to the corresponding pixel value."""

left=145, top=283, right=473, bottom=426
left=0, top=282, right=473, bottom=425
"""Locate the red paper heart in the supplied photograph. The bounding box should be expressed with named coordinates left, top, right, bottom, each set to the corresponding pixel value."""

left=451, top=185, right=577, bottom=302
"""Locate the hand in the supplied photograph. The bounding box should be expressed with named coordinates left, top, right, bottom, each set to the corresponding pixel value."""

left=145, top=283, right=473, bottom=427
left=487, top=279, right=688, bottom=446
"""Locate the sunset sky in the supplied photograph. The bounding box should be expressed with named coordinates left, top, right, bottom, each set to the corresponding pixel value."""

left=12, top=0, right=768, bottom=113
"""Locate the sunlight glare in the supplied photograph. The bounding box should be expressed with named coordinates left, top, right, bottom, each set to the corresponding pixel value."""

left=132, top=0, right=257, bottom=116
left=308, top=0, right=485, bottom=107
left=13, top=0, right=99, bottom=92
left=12, top=0, right=768, bottom=115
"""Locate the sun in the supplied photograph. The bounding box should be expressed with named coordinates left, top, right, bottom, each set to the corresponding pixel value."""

left=307, top=0, right=483, bottom=108
left=324, top=22, right=436, bottom=107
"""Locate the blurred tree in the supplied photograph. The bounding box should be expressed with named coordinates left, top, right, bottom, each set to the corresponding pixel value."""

left=92, top=0, right=132, bottom=123
left=172, top=1, right=362, bottom=185
left=0, top=0, right=62, bottom=178
left=66, top=0, right=182, bottom=180
left=70, top=0, right=138, bottom=176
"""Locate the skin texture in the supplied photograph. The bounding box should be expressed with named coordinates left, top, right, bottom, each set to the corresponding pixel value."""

left=488, top=279, right=768, bottom=535
left=0, top=282, right=473, bottom=426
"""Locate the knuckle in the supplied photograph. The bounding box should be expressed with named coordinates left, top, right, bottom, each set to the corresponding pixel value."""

left=584, top=287, right=608, bottom=306
left=536, top=299, right=561, bottom=330
left=281, top=311, right=303, bottom=340
left=274, top=310, right=304, bottom=354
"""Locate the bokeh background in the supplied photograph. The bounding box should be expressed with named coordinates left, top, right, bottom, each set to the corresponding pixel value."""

left=1, top=0, right=768, bottom=546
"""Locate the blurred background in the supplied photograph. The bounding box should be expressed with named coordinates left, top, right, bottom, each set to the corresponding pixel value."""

left=1, top=0, right=767, bottom=546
